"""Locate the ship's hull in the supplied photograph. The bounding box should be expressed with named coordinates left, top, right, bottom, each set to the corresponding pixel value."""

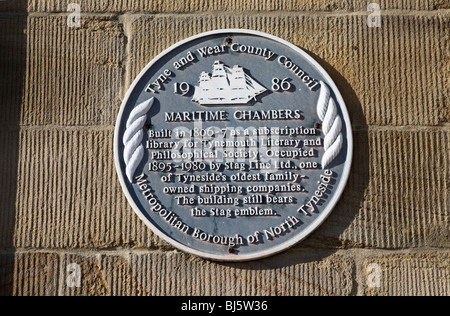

left=193, top=96, right=258, bottom=105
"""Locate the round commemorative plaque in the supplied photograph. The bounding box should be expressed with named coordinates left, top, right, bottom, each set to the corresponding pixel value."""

left=115, top=30, right=353, bottom=261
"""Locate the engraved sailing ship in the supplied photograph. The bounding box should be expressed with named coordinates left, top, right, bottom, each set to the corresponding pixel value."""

left=192, top=61, right=267, bottom=105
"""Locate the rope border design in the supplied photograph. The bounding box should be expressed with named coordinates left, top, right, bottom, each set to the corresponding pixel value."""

left=123, top=97, right=154, bottom=182
left=317, top=82, right=344, bottom=169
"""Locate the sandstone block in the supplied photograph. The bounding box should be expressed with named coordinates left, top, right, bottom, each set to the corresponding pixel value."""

left=364, top=252, right=450, bottom=296
left=26, top=0, right=450, bottom=13
left=21, top=16, right=126, bottom=126
left=12, top=129, right=166, bottom=250
left=312, top=129, right=449, bottom=249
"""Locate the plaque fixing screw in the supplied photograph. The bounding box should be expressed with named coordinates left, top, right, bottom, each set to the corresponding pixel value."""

left=315, top=123, right=322, bottom=130
left=226, top=37, right=233, bottom=45
left=228, top=246, right=236, bottom=254
left=145, top=122, right=153, bottom=130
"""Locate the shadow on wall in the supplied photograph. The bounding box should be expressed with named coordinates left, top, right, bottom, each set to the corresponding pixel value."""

left=303, top=51, right=370, bottom=249
left=0, top=0, right=28, bottom=296
left=218, top=51, right=369, bottom=288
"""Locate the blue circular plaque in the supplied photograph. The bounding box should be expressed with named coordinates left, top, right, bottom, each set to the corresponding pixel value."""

left=115, top=30, right=353, bottom=261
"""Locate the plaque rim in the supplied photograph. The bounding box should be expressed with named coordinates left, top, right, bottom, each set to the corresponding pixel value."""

left=114, top=29, right=354, bottom=262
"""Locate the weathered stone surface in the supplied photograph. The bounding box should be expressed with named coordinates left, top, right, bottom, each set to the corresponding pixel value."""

left=311, top=129, right=450, bottom=249
left=12, top=128, right=167, bottom=250
left=127, top=14, right=448, bottom=127
left=364, top=252, right=450, bottom=296
left=125, top=250, right=355, bottom=296
left=4, top=250, right=449, bottom=296
left=21, top=16, right=126, bottom=126
left=11, top=252, right=60, bottom=296
left=26, top=0, right=450, bottom=13
left=3, top=252, right=109, bottom=296
left=9, top=250, right=354, bottom=296
left=60, top=253, right=111, bottom=296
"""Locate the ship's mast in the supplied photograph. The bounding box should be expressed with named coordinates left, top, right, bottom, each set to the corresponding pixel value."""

left=210, top=61, right=231, bottom=102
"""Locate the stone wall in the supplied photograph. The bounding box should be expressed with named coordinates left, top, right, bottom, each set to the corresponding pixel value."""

left=0, top=0, right=448, bottom=296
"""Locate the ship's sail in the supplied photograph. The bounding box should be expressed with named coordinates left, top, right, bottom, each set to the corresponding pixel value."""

left=192, top=72, right=212, bottom=104
left=230, top=66, right=248, bottom=102
left=192, top=61, right=267, bottom=105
